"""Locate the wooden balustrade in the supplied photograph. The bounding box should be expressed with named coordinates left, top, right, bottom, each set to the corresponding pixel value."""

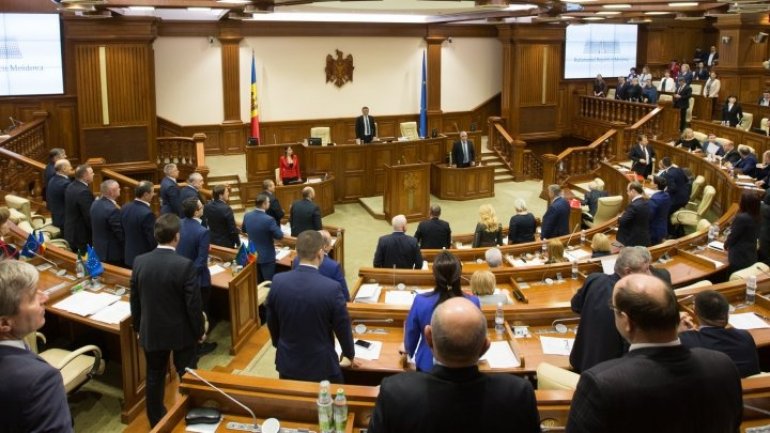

left=156, top=132, right=209, bottom=181
left=578, top=95, right=657, bottom=125
left=0, top=114, right=49, bottom=203
left=488, top=116, right=533, bottom=180
left=0, top=112, right=49, bottom=163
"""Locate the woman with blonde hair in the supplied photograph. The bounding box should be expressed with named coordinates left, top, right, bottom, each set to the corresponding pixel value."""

left=546, top=239, right=567, bottom=264
left=591, top=233, right=612, bottom=258
left=470, top=270, right=511, bottom=306
left=472, top=204, right=503, bottom=248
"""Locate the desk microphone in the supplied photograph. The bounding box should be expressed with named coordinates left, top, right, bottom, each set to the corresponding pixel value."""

left=744, top=404, right=770, bottom=417
left=565, top=223, right=581, bottom=250
left=29, top=251, right=66, bottom=276
left=184, top=368, right=259, bottom=432
left=352, top=318, right=394, bottom=324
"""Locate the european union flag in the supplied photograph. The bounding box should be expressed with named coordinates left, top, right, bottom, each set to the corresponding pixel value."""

left=85, top=244, right=104, bottom=278
left=20, top=231, right=42, bottom=258
left=235, top=243, right=249, bottom=267
left=419, top=50, right=427, bottom=139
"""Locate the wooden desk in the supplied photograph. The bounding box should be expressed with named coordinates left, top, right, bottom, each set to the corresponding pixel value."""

left=429, top=163, right=494, bottom=200
left=383, top=162, right=430, bottom=222
left=209, top=262, right=259, bottom=355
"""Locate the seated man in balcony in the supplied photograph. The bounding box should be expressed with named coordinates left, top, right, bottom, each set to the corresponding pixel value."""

left=641, top=79, right=658, bottom=104
left=697, top=133, right=724, bottom=157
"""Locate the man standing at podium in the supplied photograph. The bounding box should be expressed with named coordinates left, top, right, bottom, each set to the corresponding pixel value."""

left=355, top=106, right=376, bottom=144
left=452, top=131, right=475, bottom=168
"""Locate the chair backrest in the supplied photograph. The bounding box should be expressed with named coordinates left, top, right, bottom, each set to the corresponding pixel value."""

left=686, top=97, right=695, bottom=122
left=696, top=218, right=712, bottom=232
left=730, top=262, right=770, bottom=281
left=593, top=195, right=623, bottom=226
left=739, top=112, right=754, bottom=131
left=761, top=117, right=770, bottom=134
left=714, top=137, right=731, bottom=148
left=692, top=131, right=707, bottom=142
left=536, top=362, right=580, bottom=390
left=690, top=175, right=706, bottom=201
left=674, top=280, right=712, bottom=294
left=310, top=127, right=331, bottom=145
left=4, top=194, right=31, bottom=221
left=696, top=185, right=716, bottom=216
left=606, top=88, right=616, bottom=99
left=399, top=122, right=419, bottom=140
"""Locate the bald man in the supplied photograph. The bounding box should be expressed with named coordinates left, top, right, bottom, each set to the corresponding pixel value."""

left=567, top=274, right=742, bottom=433
left=369, top=297, right=539, bottom=433
left=373, top=214, right=422, bottom=269
left=289, top=186, right=321, bottom=237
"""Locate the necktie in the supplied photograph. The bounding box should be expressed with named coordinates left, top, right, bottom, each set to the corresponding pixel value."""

left=462, top=141, right=468, bottom=163
left=364, top=116, right=370, bottom=135
left=643, top=146, right=649, bottom=164
left=662, top=78, right=667, bottom=91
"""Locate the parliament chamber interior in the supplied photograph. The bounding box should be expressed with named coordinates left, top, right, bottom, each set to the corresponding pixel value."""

left=4, top=0, right=770, bottom=431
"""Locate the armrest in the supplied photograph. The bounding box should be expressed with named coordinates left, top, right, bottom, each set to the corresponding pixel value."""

left=30, top=215, right=48, bottom=229
left=52, top=345, right=104, bottom=376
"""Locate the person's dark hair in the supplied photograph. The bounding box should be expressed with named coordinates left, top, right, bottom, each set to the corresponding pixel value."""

left=431, top=251, right=463, bottom=305
left=296, top=230, right=323, bottom=261
left=653, top=175, right=667, bottom=191
left=182, top=197, right=200, bottom=219
left=284, top=146, right=292, bottom=157
left=628, top=182, right=644, bottom=194
left=134, top=180, right=153, bottom=198
left=739, top=190, right=761, bottom=222
left=74, top=164, right=91, bottom=180
left=637, top=134, right=646, bottom=143
left=694, top=290, right=729, bottom=325
left=661, top=156, right=672, bottom=168
left=212, top=184, right=226, bottom=201
left=615, top=278, right=680, bottom=333
left=155, top=213, right=180, bottom=244
left=255, top=192, right=270, bottom=208
left=48, top=148, right=65, bottom=162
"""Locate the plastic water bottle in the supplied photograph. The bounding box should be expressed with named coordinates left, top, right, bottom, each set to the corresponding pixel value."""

left=746, top=276, right=757, bottom=305
left=580, top=230, right=586, bottom=244
left=75, top=254, right=85, bottom=279
left=317, top=381, right=333, bottom=433
left=333, top=388, right=348, bottom=433
left=571, top=260, right=579, bottom=280
left=708, top=224, right=718, bottom=244
left=495, top=302, right=505, bottom=335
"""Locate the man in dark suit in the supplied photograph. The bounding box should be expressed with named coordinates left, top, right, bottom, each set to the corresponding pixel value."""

left=203, top=185, right=240, bottom=248
left=46, top=158, right=71, bottom=229
left=263, top=179, right=284, bottom=226
left=567, top=273, right=742, bottom=433
left=289, top=186, right=322, bottom=237
left=414, top=204, right=452, bottom=249
left=354, top=106, right=376, bottom=143
left=90, top=180, right=125, bottom=266
left=242, top=192, right=284, bottom=282
left=267, top=230, right=358, bottom=382
left=673, top=76, right=692, bottom=131
left=291, top=230, right=349, bottom=300
left=614, top=76, right=629, bottom=100
left=541, top=184, right=570, bottom=239
left=616, top=182, right=650, bottom=247
left=679, top=290, right=760, bottom=377
left=368, top=297, right=540, bottom=433
left=722, top=139, right=741, bottom=166
left=179, top=172, right=205, bottom=218
left=451, top=131, right=475, bottom=168
left=628, top=134, right=655, bottom=179
left=159, top=163, right=181, bottom=216
left=373, top=214, right=423, bottom=269
left=658, top=157, right=691, bottom=236
left=570, top=247, right=651, bottom=373
left=0, top=261, right=73, bottom=432
left=121, top=181, right=157, bottom=268
left=63, top=164, right=95, bottom=253
left=43, top=147, right=66, bottom=190
left=130, top=214, right=205, bottom=428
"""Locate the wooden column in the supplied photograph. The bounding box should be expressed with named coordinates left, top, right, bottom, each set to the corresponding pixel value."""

left=219, top=36, right=243, bottom=124
left=425, top=36, right=445, bottom=134
left=714, top=14, right=770, bottom=105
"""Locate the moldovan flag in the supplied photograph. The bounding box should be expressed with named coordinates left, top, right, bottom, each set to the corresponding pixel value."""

left=250, top=52, right=261, bottom=144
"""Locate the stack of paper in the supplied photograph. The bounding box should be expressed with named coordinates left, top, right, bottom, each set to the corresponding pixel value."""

left=53, top=291, right=120, bottom=317
left=565, top=248, right=591, bottom=261
left=708, top=241, right=725, bottom=251
left=540, top=336, right=575, bottom=356
left=600, top=256, right=618, bottom=275
left=208, top=264, right=227, bottom=276
left=275, top=248, right=291, bottom=261
left=90, top=301, right=132, bottom=324
left=728, top=313, right=770, bottom=330
left=335, top=339, right=383, bottom=361
left=480, top=341, right=520, bottom=368
left=354, top=284, right=382, bottom=303
left=384, top=290, right=415, bottom=306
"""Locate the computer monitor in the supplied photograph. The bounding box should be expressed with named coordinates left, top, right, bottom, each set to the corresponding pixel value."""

left=308, top=137, right=322, bottom=146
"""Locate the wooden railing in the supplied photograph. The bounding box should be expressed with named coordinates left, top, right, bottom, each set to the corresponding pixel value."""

left=487, top=116, right=537, bottom=180
left=0, top=113, right=49, bottom=202
left=156, top=133, right=209, bottom=181
left=576, top=95, right=657, bottom=125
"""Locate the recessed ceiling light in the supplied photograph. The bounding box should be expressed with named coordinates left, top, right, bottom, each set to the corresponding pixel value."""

left=583, top=16, right=606, bottom=20
left=645, top=11, right=671, bottom=15
left=596, top=11, right=621, bottom=15
left=668, top=2, right=699, bottom=7
left=128, top=6, right=154, bottom=11
left=603, top=4, right=632, bottom=9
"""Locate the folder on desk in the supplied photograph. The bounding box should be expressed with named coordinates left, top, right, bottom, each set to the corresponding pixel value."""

left=354, top=283, right=381, bottom=303
left=384, top=290, right=415, bottom=306
left=480, top=341, right=521, bottom=368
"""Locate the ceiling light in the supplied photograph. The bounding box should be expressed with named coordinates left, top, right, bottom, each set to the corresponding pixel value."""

left=127, top=6, right=154, bottom=11
left=245, top=12, right=429, bottom=23
left=596, top=11, right=621, bottom=15
left=603, top=4, right=632, bottom=9
left=583, top=16, right=605, bottom=20
left=645, top=11, right=671, bottom=15
left=628, top=18, right=652, bottom=23
left=668, top=2, right=699, bottom=7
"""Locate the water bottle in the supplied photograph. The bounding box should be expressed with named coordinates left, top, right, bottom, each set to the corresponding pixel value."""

left=541, top=239, right=547, bottom=256
left=746, top=275, right=757, bottom=305
left=571, top=260, right=579, bottom=280
left=317, top=381, right=333, bottom=433
left=333, top=388, right=348, bottom=433
left=231, top=259, right=238, bottom=275
left=708, top=224, right=718, bottom=244
left=495, top=302, right=505, bottom=335
left=580, top=230, right=586, bottom=244
left=75, top=254, right=85, bottom=279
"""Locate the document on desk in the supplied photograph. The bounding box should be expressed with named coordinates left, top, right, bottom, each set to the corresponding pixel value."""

left=729, top=313, right=770, bottom=330
left=354, top=284, right=381, bottom=303
left=275, top=248, right=291, bottom=261
left=208, top=264, right=227, bottom=276
left=480, top=341, right=520, bottom=368
left=90, top=301, right=131, bottom=324
left=185, top=420, right=222, bottom=433
left=601, top=256, right=617, bottom=275
left=335, top=339, right=382, bottom=361
left=540, top=336, right=575, bottom=356
left=384, top=290, right=415, bottom=306
left=53, top=291, right=120, bottom=317
left=566, top=249, right=591, bottom=262
left=745, top=425, right=770, bottom=433
left=708, top=241, right=725, bottom=251
left=280, top=223, right=291, bottom=237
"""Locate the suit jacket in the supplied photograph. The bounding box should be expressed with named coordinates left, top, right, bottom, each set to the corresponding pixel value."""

left=368, top=365, right=540, bottom=433
left=680, top=327, right=760, bottom=377
left=541, top=196, right=570, bottom=239
left=722, top=102, right=743, bottom=127
left=159, top=176, right=181, bottom=215
left=46, top=174, right=70, bottom=229
left=694, top=68, right=709, bottom=80
left=130, top=248, right=204, bottom=351
left=178, top=185, right=204, bottom=217
left=43, top=162, right=56, bottom=188
left=289, top=198, right=322, bottom=237
left=203, top=199, right=240, bottom=248
left=628, top=143, right=656, bottom=177
left=121, top=200, right=157, bottom=268
left=451, top=139, right=475, bottom=168
left=761, top=200, right=770, bottom=263
left=63, top=180, right=94, bottom=252
left=508, top=213, right=536, bottom=244
left=472, top=223, right=503, bottom=248
left=724, top=149, right=741, bottom=166
left=242, top=209, right=283, bottom=264
left=266, top=265, right=354, bottom=381
left=355, top=114, right=377, bottom=141
left=617, top=197, right=651, bottom=247
left=582, top=190, right=608, bottom=216
left=567, top=345, right=742, bottom=433
left=414, top=217, right=452, bottom=250
left=292, top=255, right=349, bottom=301
left=660, top=166, right=691, bottom=209
left=647, top=191, right=672, bottom=244
left=90, top=197, right=124, bottom=264
left=570, top=273, right=626, bottom=373
left=0, top=345, right=73, bottom=433
left=373, top=232, right=423, bottom=269
left=265, top=191, right=284, bottom=226
left=725, top=212, right=759, bottom=272
left=734, top=154, right=757, bottom=178
left=176, top=218, right=211, bottom=289
left=615, top=82, right=629, bottom=100
left=673, top=84, right=692, bottom=108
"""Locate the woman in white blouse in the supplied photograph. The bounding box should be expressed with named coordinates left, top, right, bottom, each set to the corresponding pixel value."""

left=703, top=71, right=721, bottom=99
left=638, top=65, right=652, bottom=85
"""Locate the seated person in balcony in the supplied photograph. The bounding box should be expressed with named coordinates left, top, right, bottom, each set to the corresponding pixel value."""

left=703, top=71, right=721, bottom=99
left=694, top=61, right=709, bottom=81
left=677, top=63, right=694, bottom=84
left=626, top=77, right=643, bottom=103
left=592, top=74, right=606, bottom=97
left=472, top=204, right=502, bottom=248
left=759, top=90, right=770, bottom=107
left=673, top=128, right=701, bottom=152
left=0, top=207, right=19, bottom=259
left=698, top=133, right=724, bottom=156
left=470, top=270, right=511, bottom=306
left=641, top=79, right=658, bottom=104
left=545, top=239, right=567, bottom=264
left=648, top=176, right=672, bottom=246
left=731, top=144, right=757, bottom=177
left=626, top=67, right=638, bottom=81
left=508, top=198, right=536, bottom=244
left=541, top=184, right=570, bottom=239
left=722, top=95, right=743, bottom=127
left=590, top=233, right=611, bottom=258
left=581, top=178, right=609, bottom=219
left=638, top=65, right=652, bottom=84
left=616, top=182, right=651, bottom=247
left=722, top=140, right=741, bottom=166
left=657, top=70, right=676, bottom=93
left=679, top=290, right=760, bottom=378
left=629, top=134, right=655, bottom=179
left=614, top=76, right=629, bottom=101
left=279, top=146, right=301, bottom=185
left=485, top=247, right=503, bottom=268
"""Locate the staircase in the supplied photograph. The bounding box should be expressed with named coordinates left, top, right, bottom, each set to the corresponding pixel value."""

left=207, top=175, right=245, bottom=213
left=481, top=150, right=514, bottom=183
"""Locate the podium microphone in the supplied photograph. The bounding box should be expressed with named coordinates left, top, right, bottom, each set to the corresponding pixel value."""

left=184, top=368, right=259, bottom=432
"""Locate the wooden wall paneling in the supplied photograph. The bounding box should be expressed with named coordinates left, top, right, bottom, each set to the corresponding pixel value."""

left=220, top=38, right=243, bottom=124
left=337, top=146, right=366, bottom=201
left=371, top=145, right=394, bottom=196
left=425, top=36, right=445, bottom=133
left=519, top=45, right=545, bottom=106
left=157, top=117, right=184, bottom=137
left=186, top=125, right=224, bottom=155
left=106, top=45, right=151, bottom=125
left=83, top=126, right=149, bottom=162
left=222, top=123, right=246, bottom=154
left=398, top=142, right=419, bottom=164
left=53, top=101, right=79, bottom=158
left=75, top=45, right=103, bottom=128
left=244, top=145, right=274, bottom=182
